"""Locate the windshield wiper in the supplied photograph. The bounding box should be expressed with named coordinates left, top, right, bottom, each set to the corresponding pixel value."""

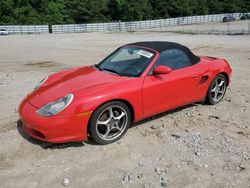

left=102, top=68, right=121, bottom=76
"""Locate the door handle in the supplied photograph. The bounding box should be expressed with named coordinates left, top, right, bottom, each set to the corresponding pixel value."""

left=191, top=75, right=198, bottom=78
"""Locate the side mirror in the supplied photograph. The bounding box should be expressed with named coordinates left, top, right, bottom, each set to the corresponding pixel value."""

left=153, top=66, right=172, bottom=75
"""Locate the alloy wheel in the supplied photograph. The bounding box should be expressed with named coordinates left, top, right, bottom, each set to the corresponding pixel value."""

left=95, top=106, right=128, bottom=141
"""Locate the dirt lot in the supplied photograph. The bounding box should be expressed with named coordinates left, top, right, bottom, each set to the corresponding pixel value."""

left=0, top=31, right=250, bottom=188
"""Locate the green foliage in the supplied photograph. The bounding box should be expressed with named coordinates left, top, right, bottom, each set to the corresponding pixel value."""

left=0, top=0, right=249, bottom=24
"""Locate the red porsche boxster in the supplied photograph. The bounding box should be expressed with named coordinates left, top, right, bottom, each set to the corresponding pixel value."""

left=18, top=42, right=232, bottom=144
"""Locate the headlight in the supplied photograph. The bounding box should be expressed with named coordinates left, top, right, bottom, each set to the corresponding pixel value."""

left=34, top=76, right=48, bottom=91
left=36, top=94, right=74, bottom=117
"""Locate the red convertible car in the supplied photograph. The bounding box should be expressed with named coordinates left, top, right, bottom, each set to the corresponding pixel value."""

left=19, top=42, right=232, bottom=144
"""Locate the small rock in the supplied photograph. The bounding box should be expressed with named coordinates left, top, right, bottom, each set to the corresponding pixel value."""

left=208, top=115, right=220, bottom=120
left=204, top=164, right=208, bottom=168
left=159, top=156, right=165, bottom=161
left=238, top=164, right=245, bottom=171
left=64, top=167, right=71, bottom=172
left=155, top=167, right=161, bottom=175
left=137, top=173, right=143, bottom=179
left=160, top=177, right=168, bottom=187
left=155, top=167, right=167, bottom=175
left=237, top=131, right=245, bottom=135
left=122, top=174, right=132, bottom=183
left=139, top=162, right=144, bottom=167
left=150, top=125, right=158, bottom=129
left=195, top=151, right=201, bottom=156
left=62, top=178, right=70, bottom=187
left=223, top=165, right=228, bottom=170
left=171, top=134, right=181, bottom=139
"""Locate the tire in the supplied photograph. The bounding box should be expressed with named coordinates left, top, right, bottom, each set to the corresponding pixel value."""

left=88, top=101, right=131, bottom=145
left=206, top=74, right=227, bottom=105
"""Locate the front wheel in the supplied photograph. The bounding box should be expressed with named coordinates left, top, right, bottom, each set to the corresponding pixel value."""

left=206, top=74, right=227, bottom=105
left=88, top=101, right=131, bottom=145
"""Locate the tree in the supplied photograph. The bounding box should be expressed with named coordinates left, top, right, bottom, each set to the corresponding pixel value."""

left=0, top=0, right=249, bottom=25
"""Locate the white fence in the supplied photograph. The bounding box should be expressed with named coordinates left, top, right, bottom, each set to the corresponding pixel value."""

left=0, top=25, right=49, bottom=34
left=0, top=12, right=249, bottom=35
left=52, top=12, right=246, bottom=33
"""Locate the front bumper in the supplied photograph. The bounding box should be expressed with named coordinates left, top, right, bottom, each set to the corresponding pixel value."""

left=18, top=98, right=92, bottom=143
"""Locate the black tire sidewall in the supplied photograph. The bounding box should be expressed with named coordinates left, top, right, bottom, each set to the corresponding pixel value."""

left=206, top=74, right=227, bottom=105
left=88, top=101, right=131, bottom=145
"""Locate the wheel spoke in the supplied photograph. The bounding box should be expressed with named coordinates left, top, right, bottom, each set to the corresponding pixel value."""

left=104, top=127, right=111, bottom=138
left=97, top=119, right=110, bottom=126
left=213, top=92, right=218, bottom=100
left=211, top=86, right=217, bottom=93
left=97, top=108, right=114, bottom=125
left=215, top=80, right=219, bottom=88
left=113, top=123, right=123, bottom=132
left=218, top=80, right=224, bottom=87
left=109, top=108, right=114, bottom=118
left=114, top=112, right=126, bottom=121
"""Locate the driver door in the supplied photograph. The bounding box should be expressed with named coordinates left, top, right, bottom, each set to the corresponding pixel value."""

left=142, top=49, right=202, bottom=117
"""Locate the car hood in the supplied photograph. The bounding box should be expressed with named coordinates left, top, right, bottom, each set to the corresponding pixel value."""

left=27, top=66, right=126, bottom=108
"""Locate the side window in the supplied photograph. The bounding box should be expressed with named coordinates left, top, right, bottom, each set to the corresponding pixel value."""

left=155, top=49, right=191, bottom=70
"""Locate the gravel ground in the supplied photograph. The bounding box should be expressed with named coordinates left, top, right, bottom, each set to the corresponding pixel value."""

left=0, top=31, right=249, bottom=188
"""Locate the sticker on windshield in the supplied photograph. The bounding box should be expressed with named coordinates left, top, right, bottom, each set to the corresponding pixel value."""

left=137, top=50, right=153, bottom=58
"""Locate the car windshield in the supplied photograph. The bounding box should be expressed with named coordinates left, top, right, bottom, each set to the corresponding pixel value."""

left=96, top=47, right=155, bottom=77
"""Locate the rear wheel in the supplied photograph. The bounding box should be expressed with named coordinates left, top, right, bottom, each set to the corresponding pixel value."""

left=88, top=101, right=131, bottom=145
left=206, top=74, right=227, bottom=105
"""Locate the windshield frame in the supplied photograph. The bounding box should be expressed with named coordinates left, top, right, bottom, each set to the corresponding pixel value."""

left=95, top=45, right=158, bottom=77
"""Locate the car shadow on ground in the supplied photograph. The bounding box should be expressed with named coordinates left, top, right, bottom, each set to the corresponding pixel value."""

left=131, top=103, right=199, bottom=128
left=17, top=102, right=202, bottom=149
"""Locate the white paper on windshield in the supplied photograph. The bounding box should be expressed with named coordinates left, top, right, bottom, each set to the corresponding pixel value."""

left=137, top=50, right=153, bottom=58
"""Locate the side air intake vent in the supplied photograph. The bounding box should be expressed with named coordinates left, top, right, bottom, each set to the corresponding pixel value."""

left=199, top=76, right=208, bottom=85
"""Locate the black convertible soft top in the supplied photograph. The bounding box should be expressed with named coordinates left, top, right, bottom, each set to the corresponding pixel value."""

left=127, top=41, right=200, bottom=65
